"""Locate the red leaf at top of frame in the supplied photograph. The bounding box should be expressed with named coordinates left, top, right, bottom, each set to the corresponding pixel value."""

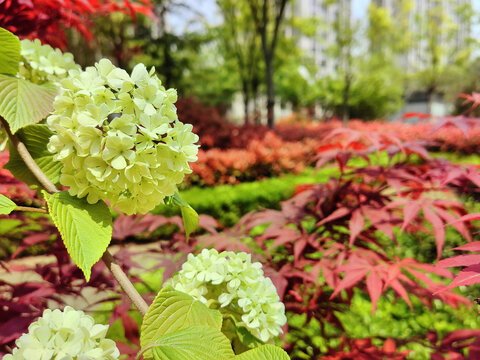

left=435, top=264, right=480, bottom=293
left=402, top=112, right=431, bottom=120
left=294, top=183, right=315, bottom=195
left=317, top=207, right=351, bottom=226
left=388, top=278, right=413, bottom=308
left=440, top=329, right=480, bottom=348
left=469, top=337, right=480, bottom=359
left=198, top=215, right=220, bottom=234
left=366, top=269, right=383, bottom=314
left=329, top=268, right=370, bottom=300
left=448, top=213, right=480, bottom=225
left=452, top=241, right=480, bottom=252
left=349, top=209, right=365, bottom=246
left=460, top=92, right=480, bottom=108
left=401, top=201, right=421, bottom=231
left=382, top=338, right=397, bottom=355
left=317, top=143, right=342, bottom=153
left=437, top=254, right=480, bottom=269
left=423, top=205, right=445, bottom=260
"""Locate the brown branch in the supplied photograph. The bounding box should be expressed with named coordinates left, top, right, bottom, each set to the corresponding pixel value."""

left=0, top=116, right=149, bottom=316
left=102, top=251, right=149, bottom=315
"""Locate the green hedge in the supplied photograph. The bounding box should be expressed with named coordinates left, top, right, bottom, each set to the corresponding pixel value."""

left=153, top=167, right=337, bottom=226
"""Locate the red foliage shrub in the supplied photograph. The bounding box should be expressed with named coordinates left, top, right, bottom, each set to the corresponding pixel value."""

left=191, top=125, right=480, bottom=358
left=0, top=0, right=153, bottom=49
left=322, top=337, right=410, bottom=360
left=176, top=97, right=269, bottom=150
left=187, top=132, right=320, bottom=186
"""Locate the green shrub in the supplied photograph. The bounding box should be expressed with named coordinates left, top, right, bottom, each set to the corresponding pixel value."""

left=154, top=167, right=337, bottom=226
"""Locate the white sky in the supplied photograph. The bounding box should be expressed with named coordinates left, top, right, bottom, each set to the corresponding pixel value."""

left=168, top=0, right=480, bottom=36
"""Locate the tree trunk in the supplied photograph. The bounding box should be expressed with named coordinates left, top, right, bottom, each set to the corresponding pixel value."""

left=266, top=56, right=275, bottom=129
left=427, top=86, right=435, bottom=116
left=242, top=80, right=250, bottom=125
left=342, top=74, right=351, bottom=127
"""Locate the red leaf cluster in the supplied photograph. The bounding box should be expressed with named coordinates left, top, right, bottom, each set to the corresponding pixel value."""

left=191, top=123, right=479, bottom=357
left=188, top=132, right=319, bottom=186
left=0, top=0, right=154, bottom=49
left=322, top=337, right=410, bottom=360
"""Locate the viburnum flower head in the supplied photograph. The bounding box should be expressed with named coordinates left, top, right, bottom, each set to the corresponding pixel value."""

left=19, top=39, right=81, bottom=85
left=2, top=306, right=120, bottom=360
left=47, top=59, right=199, bottom=214
left=167, top=249, right=287, bottom=342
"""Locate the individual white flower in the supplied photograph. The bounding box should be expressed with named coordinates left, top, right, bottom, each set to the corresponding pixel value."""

left=2, top=306, right=120, bottom=360
left=47, top=59, right=199, bottom=214
left=19, top=39, right=81, bottom=85
left=167, top=249, right=287, bottom=342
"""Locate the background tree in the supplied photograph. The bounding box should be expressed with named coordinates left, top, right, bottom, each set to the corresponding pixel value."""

left=217, top=0, right=263, bottom=124
left=322, top=0, right=358, bottom=125
left=410, top=0, right=477, bottom=114
left=248, top=0, right=289, bottom=129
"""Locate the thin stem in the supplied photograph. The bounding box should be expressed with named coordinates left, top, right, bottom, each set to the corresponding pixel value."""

left=0, top=116, right=148, bottom=315
left=102, top=251, right=148, bottom=315
left=15, top=206, right=48, bottom=214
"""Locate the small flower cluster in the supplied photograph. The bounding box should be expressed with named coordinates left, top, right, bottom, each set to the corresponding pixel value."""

left=3, top=306, right=120, bottom=360
left=47, top=59, right=199, bottom=214
left=19, top=39, right=80, bottom=84
left=167, top=249, right=287, bottom=342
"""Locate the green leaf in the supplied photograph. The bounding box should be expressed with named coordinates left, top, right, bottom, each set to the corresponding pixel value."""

left=221, top=316, right=264, bottom=355
left=43, top=191, right=112, bottom=281
left=152, top=326, right=235, bottom=360
left=0, top=74, right=57, bottom=133
left=235, top=345, right=291, bottom=360
left=0, top=28, right=20, bottom=75
left=0, top=194, right=16, bottom=214
left=5, top=124, right=62, bottom=186
left=141, top=286, right=222, bottom=351
left=170, top=192, right=198, bottom=241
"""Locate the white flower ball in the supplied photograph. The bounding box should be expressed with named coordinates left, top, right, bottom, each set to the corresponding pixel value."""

left=19, top=39, right=81, bottom=84
left=47, top=59, right=199, bottom=214
left=2, top=306, right=120, bottom=360
left=167, top=249, right=287, bottom=342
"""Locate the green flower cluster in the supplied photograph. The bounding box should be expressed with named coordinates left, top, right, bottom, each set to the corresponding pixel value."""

left=167, top=249, right=287, bottom=342
left=3, top=306, right=119, bottom=360
left=47, top=59, right=199, bottom=214
left=19, top=39, right=80, bottom=84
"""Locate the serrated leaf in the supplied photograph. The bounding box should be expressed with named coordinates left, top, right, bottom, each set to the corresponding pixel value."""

left=152, top=326, right=235, bottom=360
left=235, top=344, right=291, bottom=360
left=43, top=191, right=112, bottom=282
left=0, top=194, right=16, bottom=214
left=436, top=264, right=480, bottom=293
left=0, top=74, right=57, bottom=133
left=349, top=209, right=364, bottom=245
left=171, top=192, right=198, bottom=241
left=5, top=124, right=62, bottom=186
left=0, top=28, right=20, bottom=75
left=141, top=286, right=222, bottom=352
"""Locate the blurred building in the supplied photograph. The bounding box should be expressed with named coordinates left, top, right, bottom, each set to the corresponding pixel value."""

left=373, top=0, right=471, bottom=73
left=285, top=0, right=352, bottom=77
